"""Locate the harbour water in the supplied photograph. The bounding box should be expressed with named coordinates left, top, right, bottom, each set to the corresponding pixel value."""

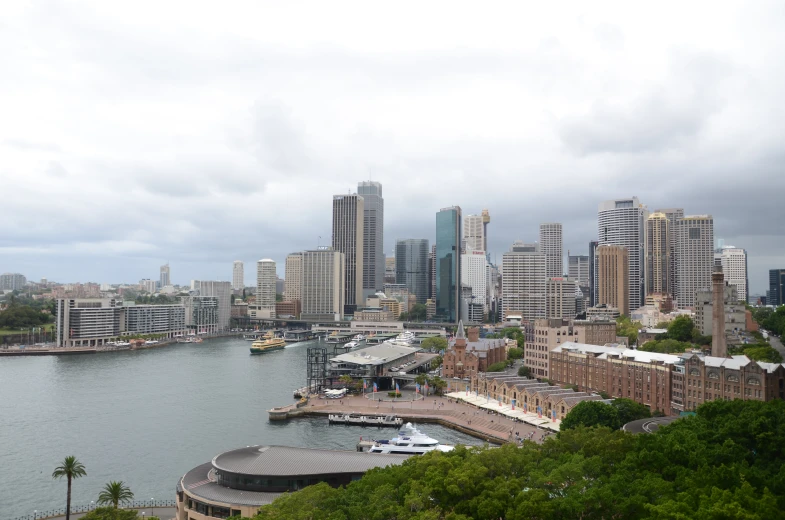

left=0, top=337, right=481, bottom=518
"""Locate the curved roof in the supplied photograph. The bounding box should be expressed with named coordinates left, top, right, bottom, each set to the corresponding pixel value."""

left=212, top=445, right=408, bottom=476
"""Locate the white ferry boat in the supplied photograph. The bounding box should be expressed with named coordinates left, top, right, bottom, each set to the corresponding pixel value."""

left=367, top=423, right=454, bottom=455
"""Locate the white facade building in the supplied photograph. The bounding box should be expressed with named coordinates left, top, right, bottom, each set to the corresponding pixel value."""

left=717, top=246, right=748, bottom=304
left=597, top=198, right=648, bottom=311
left=461, top=250, right=488, bottom=313
left=676, top=215, right=714, bottom=309
left=197, top=281, right=232, bottom=331
left=301, top=249, right=345, bottom=321
left=539, top=223, right=563, bottom=279
left=232, top=261, right=244, bottom=290
left=501, top=245, right=546, bottom=321
left=255, top=259, right=277, bottom=319
left=463, top=214, right=485, bottom=253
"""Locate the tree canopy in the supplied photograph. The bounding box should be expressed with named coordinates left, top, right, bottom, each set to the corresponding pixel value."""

left=638, top=338, right=694, bottom=354
left=507, top=347, right=523, bottom=360
left=560, top=400, right=622, bottom=430
left=0, top=304, right=52, bottom=329
left=729, top=344, right=784, bottom=363
left=243, top=399, right=785, bottom=520
left=616, top=316, right=640, bottom=345
left=485, top=362, right=507, bottom=372
left=517, top=365, right=532, bottom=377
left=420, top=336, right=447, bottom=352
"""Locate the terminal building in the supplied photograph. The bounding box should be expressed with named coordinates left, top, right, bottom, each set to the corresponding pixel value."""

left=176, top=445, right=408, bottom=519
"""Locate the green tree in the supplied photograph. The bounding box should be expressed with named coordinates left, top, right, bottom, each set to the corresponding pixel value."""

left=409, top=303, right=427, bottom=322
left=420, top=336, right=448, bottom=352
left=616, top=316, right=640, bottom=345
left=560, top=401, right=621, bottom=431
left=79, top=508, right=140, bottom=520
left=666, top=315, right=696, bottom=342
left=428, top=376, right=448, bottom=395
left=507, top=347, right=523, bottom=360
left=338, top=375, right=353, bottom=387
left=415, top=374, right=427, bottom=385
left=52, top=456, right=87, bottom=520
left=486, top=362, right=507, bottom=372
left=731, top=345, right=784, bottom=363
left=611, top=398, right=651, bottom=424
left=97, top=481, right=134, bottom=509
left=517, top=365, right=531, bottom=377
left=430, top=355, right=443, bottom=369
left=638, top=338, right=694, bottom=353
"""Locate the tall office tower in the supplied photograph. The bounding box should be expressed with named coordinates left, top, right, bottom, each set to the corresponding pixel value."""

left=461, top=249, right=488, bottom=313
left=768, top=269, right=785, bottom=307
left=717, top=246, right=748, bottom=303
left=656, top=208, right=684, bottom=300
left=384, top=256, right=396, bottom=284
left=597, top=245, right=630, bottom=316
left=463, top=214, right=485, bottom=252
left=160, top=263, right=171, bottom=288
left=232, top=261, right=244, bottom=290
left=256, top=259, right=277, bottom=318
left=676, top=215, right=714, bottom=309
left=481, top=209, right=491, bottom=252
left=198, top=281, right=232, bottom=331
left=567, top=253, right=590, bottom=286
left=301, top=249, right=345, bottom=321
left=395, top=239, right=429, bottom=304
left=428, top=244, right=436, bottom=300
left=436, top=206, right=462, bottom=322
left=589, top=240, right=598, bottom=307
left=539, top=223, right=563, bottom=278
left=332, top=194, right=364, bottom=314
left=501, top=241, right=546, bottom=321
left=546, top=277, right=577, bottom=319
left=358, top=181, right=384, bottom=300
left=711, top=266, right=727, bottom=357
left=284, top=253, right=303, bottom=302
left=646, top=213, right=671, bottom=297
left=598, top=198, right=647, bottom=311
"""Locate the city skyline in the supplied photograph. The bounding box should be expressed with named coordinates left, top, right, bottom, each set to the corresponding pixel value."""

left=1, top=3, right=783, bottom=293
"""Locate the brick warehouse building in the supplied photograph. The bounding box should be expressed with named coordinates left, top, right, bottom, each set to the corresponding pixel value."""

left=442, top=321, right=506, bottom=379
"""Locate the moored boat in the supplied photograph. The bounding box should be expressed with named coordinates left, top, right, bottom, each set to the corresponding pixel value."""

left=366, top=423, right=454, bottom=454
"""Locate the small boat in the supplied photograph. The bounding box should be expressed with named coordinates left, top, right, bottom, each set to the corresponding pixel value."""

left=366, top=423, right=454, bottom=454
left=328, top=414, right=403, bottom=427
left=344, top=341, right=360, bottom=349
left=353, top=334, right=365, bottom=341
left=250, top=333, right=286, bottom=354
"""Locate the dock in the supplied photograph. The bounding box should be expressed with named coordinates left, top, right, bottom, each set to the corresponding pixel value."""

left=326, top=333, right=355, bottom=344
left=365, top=333, right=399, bottom=344
left=284, top=329, right=323, bottom=342
left=0, top=347, right=97, bottom=356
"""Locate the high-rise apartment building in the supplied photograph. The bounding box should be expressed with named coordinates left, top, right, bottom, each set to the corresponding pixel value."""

left=394, top=239, right=429, bottom=304
left=656, top=208, right=684, bottom=300
left=567, top=254, right=589, bottom=286
left=0, top=273, right=27, bottom=291
left=197, top=281, right=232, bottom=331
left=358, top=181, right=384, bottom=300
left=55, top=298, right=123, bottom=347
left=436, top=206, right=462, bottom=322
left=284, top=253, right=303, bottom=302
left=539, top=223, right=563, bottom=279
left=501, top=242, right=546, bottom=321
left=461, top=250, right=488, bottom=313
left=301, top=249, right=345, bottom=321
left=463, top=214, right=485, bottom=253
left=598, top=198, right=647, bottom=311
left=160, top=263, right=171, bottom=288
left=255, top=259, right=277, bottom=319
left=545, top=277, right=577, bottom=320
left=597, top=245, right=630, bottom=317
left=717, top=246, right=748, bottom=303
left=232, top=261, right=244, bottom=290
left=428, top=244, right=436, bottom=301
left=332, top=194, right=364, bottom=314
left=768, top=269, right=785, bottom=307
left=646, top=212, right=671, bottom=297
left=589, top=240, right=598, bottom=307
left=676, top=215, right=714, bottom=309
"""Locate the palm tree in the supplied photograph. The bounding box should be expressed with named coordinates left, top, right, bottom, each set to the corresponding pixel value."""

left=52, top=456, right=87, bottom=520
left=97, top=481, right=134, bottom=508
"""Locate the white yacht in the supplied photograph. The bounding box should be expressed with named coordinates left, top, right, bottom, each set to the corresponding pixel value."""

left=353, top=334, right=365, bottom=341
left=344, top=341, right=360, bottom=349
left=394, top=331, right=416, bottom=344
left=367, top=423, right=454, bottom=455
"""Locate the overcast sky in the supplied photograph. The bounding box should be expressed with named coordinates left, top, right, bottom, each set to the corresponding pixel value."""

left=2, top=1, right=783, bottom=294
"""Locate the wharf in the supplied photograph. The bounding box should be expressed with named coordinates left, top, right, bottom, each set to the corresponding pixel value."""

left=268, top=394, right=556, bottom=445
left=0, top=347, right=96, bottom=356
left=366, top=333, right=398, bottom=344
left=326, top=333, right=355, bottom=344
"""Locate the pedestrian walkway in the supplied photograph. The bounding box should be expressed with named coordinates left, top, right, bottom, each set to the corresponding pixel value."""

left=42, top=507, right=175, bottom=520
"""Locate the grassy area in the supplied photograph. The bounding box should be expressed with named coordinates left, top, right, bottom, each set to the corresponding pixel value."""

left=0, top=323, right=54, bottom=337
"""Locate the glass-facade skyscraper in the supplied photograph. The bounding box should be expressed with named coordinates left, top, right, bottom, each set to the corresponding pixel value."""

left=395, top=239, right=429, bottom=304
left=358, top=181, right=384, bottom=301
left=436, top=206, right=462, bottom=322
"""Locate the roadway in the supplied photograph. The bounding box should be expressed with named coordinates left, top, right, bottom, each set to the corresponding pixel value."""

left=622, top=416, right=680, bottom=434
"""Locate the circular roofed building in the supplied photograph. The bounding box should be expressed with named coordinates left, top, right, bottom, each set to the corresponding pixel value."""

left=176, top=445, right=409, bottom=519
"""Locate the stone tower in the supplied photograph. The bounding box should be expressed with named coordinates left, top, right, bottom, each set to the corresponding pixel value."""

left=711, top=265, right=727, bottom=358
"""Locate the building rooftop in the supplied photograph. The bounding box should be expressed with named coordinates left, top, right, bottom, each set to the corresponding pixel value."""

left=331, top=343, right=420, bottom=366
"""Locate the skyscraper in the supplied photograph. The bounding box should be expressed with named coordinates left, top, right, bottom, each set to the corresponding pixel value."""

left=501, top=241, right=546, bottom=321
left=463, top=214, right=485, bottom=252
left=539, top=223, right=563, bottom=278
left=232, top=261, right=244, bottom=290
left=567, top=253, right=590, bottom=286
left=546, top=277, right=577, bottom=319
left=589, top=240, right=598, bottom=307
left=284, top=253, right=303, bottom=302
left=597, top=245, right=630, bottom=317
left=646, top=212, right=671, bottom=297
left=717, top=246, right=748, bottom=303
left=394, top=239, right=429, bottom=304
left=198, top=281, right=232, bottom=331
left=332, top=194, right=364, bottom=314
left=461, top=250, right=488, bottom=313
left=301, top=248, right=345, bottom=321
left=256, top=259, right=276, bottom=319
left=598, top=198, right=647, bottom=311
left=481, top=209, right=491, bottom=252
left=160, top=263, right=171, bottom=288
left=656, top=208, right=684, bottom=300
left=358, top=181, right=384, bottom=300
left=429, top=244, right=436, bottom=301
left=435, top=206, right=462, bottom=322
left=676, top=215, right=714, bottom=309
left=768, top=269, right=785, bottom=307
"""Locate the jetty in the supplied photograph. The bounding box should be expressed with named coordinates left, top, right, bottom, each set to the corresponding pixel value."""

left=0, top=347, right=97, bottom=356
left=328, top=414, right=403, bottom=427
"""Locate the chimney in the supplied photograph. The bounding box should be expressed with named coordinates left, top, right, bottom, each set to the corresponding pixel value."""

left=467, top=326, right=480, bottom=342
left=711, top=265, right=727, bottom=357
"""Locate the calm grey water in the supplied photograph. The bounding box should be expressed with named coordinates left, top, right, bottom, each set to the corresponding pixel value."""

left=0, top=338, right=480, bottom=519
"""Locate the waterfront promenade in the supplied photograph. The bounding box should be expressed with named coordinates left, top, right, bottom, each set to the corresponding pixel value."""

left=275, top=392, right=556, bottom=444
